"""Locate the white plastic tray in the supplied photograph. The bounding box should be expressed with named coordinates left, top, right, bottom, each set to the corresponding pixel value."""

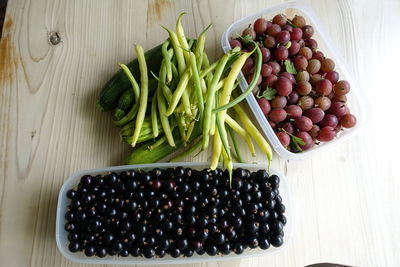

left=221, top=0, right=370, bottom=159
left=56, top=162, right=293, bottom=265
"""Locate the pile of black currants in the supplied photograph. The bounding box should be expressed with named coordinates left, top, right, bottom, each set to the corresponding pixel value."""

left=230, top=14, right=357, bottom=152
left=64, top=167, right=286, bottom=258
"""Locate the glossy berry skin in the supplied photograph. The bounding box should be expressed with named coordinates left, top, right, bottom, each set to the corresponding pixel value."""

left=64, top=167, right=286, bottom=258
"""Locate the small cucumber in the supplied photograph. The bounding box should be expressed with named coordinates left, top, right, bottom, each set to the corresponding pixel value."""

left=113, top=90, right=135, bottom=121
left=97, top=44, right=163, bottom=111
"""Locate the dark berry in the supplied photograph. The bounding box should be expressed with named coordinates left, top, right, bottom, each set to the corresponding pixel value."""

left=259, top=237, right=270, bottom=249
left=142, top=247, right=155, bottom=258
left=106, top=173, right=118, bottom=186
left=96, top=247, right=107, bottom=257
left=129, top=246, right=141, bottom=257
left=115, top=248, right=127, bottom=257
left=233, top=242, right=244, bottom=254
left=84, top=245, right=96, bottom=256
left=269, top=174, right=280, bottom=188
left=205, top=245, right=218, bottom=256
left=155, top=247, right=166, bottom=258
left=66, top=189, right=78, bottom=199
left=68, top=242, right=80, bottom=252
left=169, top=247, right=181, bottom=258
left=64, top=222, right=76, bottom=232
left=247, top=237, right=259, bottom=248
left=214, top=232, right=226, bottom=245
left=177, top=238, right=189, bottom=250
left=271, top=234, right=284, bottom=247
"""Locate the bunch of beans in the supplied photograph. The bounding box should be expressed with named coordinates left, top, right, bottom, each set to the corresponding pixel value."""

left=229, top=14, right=357, bottom=152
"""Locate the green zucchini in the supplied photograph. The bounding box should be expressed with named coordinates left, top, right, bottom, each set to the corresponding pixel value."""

left=124, top=124, right=201, bottom=164
left=96, top=44, right=163, bottom=111
left=113, top=90, right=135, bottom=121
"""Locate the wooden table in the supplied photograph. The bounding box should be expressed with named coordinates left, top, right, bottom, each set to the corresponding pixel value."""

left=1, top=0, right=399, bottom=266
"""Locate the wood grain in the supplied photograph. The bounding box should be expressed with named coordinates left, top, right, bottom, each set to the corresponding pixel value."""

left=1, top=0, right=399, bottom=266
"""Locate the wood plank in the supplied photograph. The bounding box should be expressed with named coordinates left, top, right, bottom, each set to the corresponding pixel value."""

left=0, top=0, right=399, bottom=266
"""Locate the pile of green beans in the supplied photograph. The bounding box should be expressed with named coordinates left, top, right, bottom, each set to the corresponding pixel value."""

left=100, top=13, right=273, bottom=180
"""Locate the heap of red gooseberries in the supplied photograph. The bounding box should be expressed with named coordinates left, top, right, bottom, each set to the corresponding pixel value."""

left=229, top=14, right=357, bottom=152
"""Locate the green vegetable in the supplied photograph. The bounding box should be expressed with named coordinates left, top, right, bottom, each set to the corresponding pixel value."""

left=189, top=52, right=204, bottom=118
left=157, top=88, right=175, bottom=147
left=130, top=45, right=149, bottom=147
left=169, top=137, right=202, bottom=162
left=202, top=52, right=232, bottom=150
left=213, top=43, right=261, bottom=112
left=113, top=90, right=135, bottom=121
left=166, top=69, right=190, bottom=116
left=96, top=44, right=163, bottom=111
left=119, top=63, right=140, bottom=102
left=233, top=104, right=272, bottom=172
left=284, top=59, right=297, bottom=74
left=151, top=93, right=159, bottom=137
left=120, top=117, right=162, bottom=144
left=125, top=125, right=201, bottom=164
left=162, top=40, right=173, bottom=83
left=257, top=87, right=277, bottom=100
left=227, top=125, right=244, bottom=163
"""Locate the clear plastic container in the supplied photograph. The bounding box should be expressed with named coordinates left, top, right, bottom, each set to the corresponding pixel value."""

left=56, top=162, right=293, bottom=265
left=221, top=0, right=369, bottom=159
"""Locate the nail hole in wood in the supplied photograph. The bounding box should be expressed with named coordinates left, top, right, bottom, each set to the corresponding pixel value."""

left=49, top=31, right=61, bottom=45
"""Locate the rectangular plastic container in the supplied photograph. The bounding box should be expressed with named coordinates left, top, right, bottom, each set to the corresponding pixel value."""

left=56, top=162, right=293, bottom=265
left=221, top=1, right=369, bottom=159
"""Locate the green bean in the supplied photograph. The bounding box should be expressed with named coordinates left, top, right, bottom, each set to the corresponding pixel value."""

left=189, top=52, right=204, bottom=118
left=157, top=88, right=175, bottom=147
left=119, top=63, right=140, bottom=102
left=176, top=13, right=191, bottom=63
left=166, top=69, right=190, bottom=116
left=194, top=24, right=212, bottom=69
left=113, top=102, right=138, bottom=127
left=215, top=78, right=225, bottom=91
left=170, top=137, right=202, bottom=162
left=211, top=91, right=231, bottom=170
left=221, top=146, right=233, bottom=186
left=225, top=113, right=256, bottom=156
left=188, top=39, right=195, bottom=50
left=214, top=45, right=262, bottom=112
left=185, top=106, right=198, bottom=142
left=199, top=61, right=218, bottom=79
left=162, top=40, right=173, bottom=84
left=203, top=78, right=224, bottom=134
left=162, top=26, right=186, bottom=76
left=175, top=103, right=184, bottom=114
left=200, top=78, right=207, bottom=94
left=202, top=52, right=210, bottom=68
left=170, top=62, right=179, bottom=88
left=202, top=52, right=231, bottom=150
left=210, top=130, right=222, bottom=169
left=214, top=51, right=252, bottom=154
left=217, top=109, right=231, bottom=161
left=151, top=93, right=159, bottom=137
left=112, top=64, right=140, bottom=126
left=234, top=104, right=272, bottom=172
left=181, top=89, right=192, bottom=117
left=227, top=125, right=244, bottom=163
left=130, top=45, right=148, bottom=147
left=148, top=135, right=167, bottom=150
left=157, top=61, right=173, bottom=103
left=175, top=113, right=187, bottom=144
